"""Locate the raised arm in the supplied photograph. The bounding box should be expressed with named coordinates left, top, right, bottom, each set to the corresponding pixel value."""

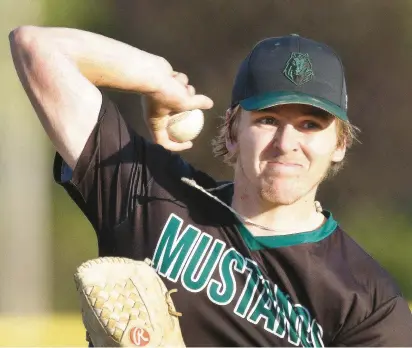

left=9, top=26, right=213, bottom=169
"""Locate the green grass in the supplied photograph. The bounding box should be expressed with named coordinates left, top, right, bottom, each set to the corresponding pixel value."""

left=0, top=308, right=411, bottom=346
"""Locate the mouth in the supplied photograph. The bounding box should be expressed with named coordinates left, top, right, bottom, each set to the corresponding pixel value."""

left=264, top=161, right=304, bottom=175
left=267, top=161, right=302, bottom=168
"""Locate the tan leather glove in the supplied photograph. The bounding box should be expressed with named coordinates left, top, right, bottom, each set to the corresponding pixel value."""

left=74, top=257, right=185, bottom=347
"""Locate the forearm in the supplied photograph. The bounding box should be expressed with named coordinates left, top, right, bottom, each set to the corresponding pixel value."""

left=9, top=25, right=213, bottom=161
left=10, top=25, right=172, bottom=94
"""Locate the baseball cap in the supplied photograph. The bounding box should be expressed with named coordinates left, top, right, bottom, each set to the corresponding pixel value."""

left=231, top=34, right=348, bottom=121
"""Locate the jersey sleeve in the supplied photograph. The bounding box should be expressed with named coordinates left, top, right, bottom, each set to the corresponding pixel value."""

left=333, top=296, right=412, bottom=346
left=53, top=92, right=200, bottom=255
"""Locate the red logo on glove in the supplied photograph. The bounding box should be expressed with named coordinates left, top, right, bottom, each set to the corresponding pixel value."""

left=130, top=327, right=150, bottom=346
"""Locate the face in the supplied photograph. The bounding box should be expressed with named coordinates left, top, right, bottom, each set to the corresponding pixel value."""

left=228, top=104, right=346, bottom=205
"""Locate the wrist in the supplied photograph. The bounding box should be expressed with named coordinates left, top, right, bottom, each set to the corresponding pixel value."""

left=136, top=56, right=174, bottom=94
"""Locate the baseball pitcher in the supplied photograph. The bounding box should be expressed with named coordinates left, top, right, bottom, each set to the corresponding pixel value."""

left=9, top=26, right=412, bottom=347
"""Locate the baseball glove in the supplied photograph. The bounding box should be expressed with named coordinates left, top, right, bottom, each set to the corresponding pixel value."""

left=74, top=257, right=186, bottom=347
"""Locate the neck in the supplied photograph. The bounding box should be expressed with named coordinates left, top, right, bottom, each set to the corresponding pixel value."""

left=231, top=179, right=324, bottom=236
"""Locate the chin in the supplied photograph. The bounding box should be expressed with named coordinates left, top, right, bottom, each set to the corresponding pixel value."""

left=259, top=184, right=303, bottom=205
left=260, top=191, right=300, bottom=205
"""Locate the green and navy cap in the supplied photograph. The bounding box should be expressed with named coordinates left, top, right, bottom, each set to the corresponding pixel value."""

left=231, top=34, right=348, bottom=121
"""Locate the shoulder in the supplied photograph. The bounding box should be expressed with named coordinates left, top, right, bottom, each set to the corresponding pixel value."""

left=334, top=227, right=402, bottom=298
left=329, top=228, right=412, bottom=345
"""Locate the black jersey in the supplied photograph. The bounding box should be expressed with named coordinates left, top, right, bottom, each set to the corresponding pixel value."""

left=54, top=93, right=412, bottom=346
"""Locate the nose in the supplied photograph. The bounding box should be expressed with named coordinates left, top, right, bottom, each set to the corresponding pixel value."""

left=273, top=124, right=300, bottom=153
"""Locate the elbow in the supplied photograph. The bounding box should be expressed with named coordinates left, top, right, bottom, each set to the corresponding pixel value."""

left=9, top=26, right=34, bottom=44
left=9, top=26, right=41, bottom=55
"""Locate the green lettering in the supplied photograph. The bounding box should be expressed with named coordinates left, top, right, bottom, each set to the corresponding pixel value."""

left=152, top=214, right=200, bottom=281
left=247, top=289, right=276, bottom=333
left=273, top=285, right=301, bottom=344
left=234, top=259, right=261, bottom=317
left=309, top=320, right=324, bottom=348
left=207, top=248, right=245, bottom=305
left=181, top=235, right=225, bottom=292
left=292, top=305, right=312, bottom=347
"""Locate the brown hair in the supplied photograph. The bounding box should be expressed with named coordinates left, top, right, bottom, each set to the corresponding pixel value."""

left=211, top=106, right=360, bottom=177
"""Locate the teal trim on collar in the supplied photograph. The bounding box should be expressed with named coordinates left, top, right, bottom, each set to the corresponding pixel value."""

left=237, top=211, right=337, bottom=251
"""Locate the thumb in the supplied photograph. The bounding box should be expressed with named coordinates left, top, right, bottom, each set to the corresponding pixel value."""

left=165, top=140, right=194, bottom=152
left=182, top=94, right=214, bottom=111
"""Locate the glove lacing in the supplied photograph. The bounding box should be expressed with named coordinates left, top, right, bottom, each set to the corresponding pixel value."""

left=166, top=289, right=182, bottom=317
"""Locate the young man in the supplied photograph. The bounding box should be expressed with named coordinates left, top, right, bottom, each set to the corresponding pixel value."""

left=9, top=26, right=412, bottom=346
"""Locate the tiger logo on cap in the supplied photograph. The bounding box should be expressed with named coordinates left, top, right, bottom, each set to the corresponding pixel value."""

left=283, top=52, right=314, bottom=86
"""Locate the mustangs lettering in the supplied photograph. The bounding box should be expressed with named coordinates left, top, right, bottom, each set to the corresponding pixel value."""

left=152, top=213, right=325, bottom=347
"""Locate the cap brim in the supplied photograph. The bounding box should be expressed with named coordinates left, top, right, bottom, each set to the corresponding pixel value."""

left=239, top=91, right=348, bottom=121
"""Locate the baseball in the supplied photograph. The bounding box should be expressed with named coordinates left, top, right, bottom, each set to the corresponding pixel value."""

left=167, top=109, right=204, bottom=142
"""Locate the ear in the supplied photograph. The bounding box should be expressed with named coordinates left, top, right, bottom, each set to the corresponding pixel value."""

left=331, top=142, right=346, bottom=163
left=226, top=137, right=237, bottom=154
left=224, top=109, right=238, bottom=154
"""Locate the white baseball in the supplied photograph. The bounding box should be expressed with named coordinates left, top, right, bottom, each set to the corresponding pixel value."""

left=167, top=109, right=204, bottom=143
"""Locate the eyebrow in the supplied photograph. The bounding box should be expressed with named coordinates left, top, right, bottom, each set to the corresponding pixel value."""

left=255, top=106, right=333, bottom=120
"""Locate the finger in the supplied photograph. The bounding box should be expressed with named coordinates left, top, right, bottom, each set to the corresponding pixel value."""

left=173, top=72, right=189, bottom=86
left=151, top=126, right=195, bottom=151
left=166, top=140, right=193, bottom=151
left=183, top=94, right=214, bottom=110
left=187, top=85, right=195, bottom=96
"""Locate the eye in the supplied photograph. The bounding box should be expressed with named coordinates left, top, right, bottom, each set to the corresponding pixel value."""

left=301, top=120, right=323, bottom=130
left=256, top=116, right=279, bottom=126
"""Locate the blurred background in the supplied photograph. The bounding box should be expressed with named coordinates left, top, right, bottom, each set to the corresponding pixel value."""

left=1, top=0, right=412, bottom=345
